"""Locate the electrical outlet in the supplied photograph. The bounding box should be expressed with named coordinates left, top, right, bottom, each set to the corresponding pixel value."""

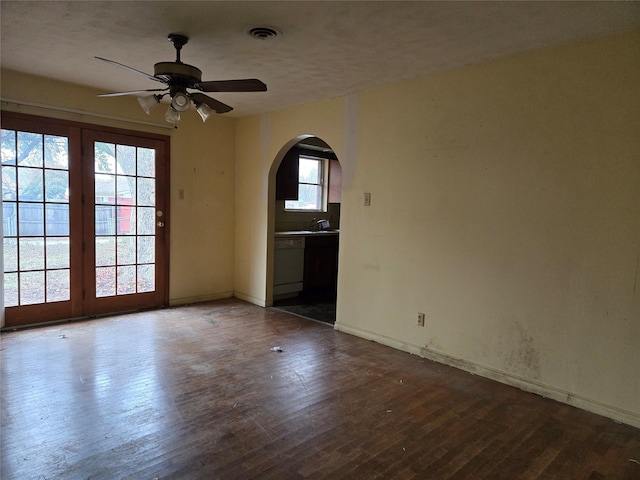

left=417, top=312, right=425, bottom=327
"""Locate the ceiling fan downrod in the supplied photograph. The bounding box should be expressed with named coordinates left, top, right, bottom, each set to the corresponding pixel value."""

left=168, top=33, right=189, bottom=64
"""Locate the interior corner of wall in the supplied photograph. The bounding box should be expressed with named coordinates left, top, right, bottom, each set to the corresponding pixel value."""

left=260, top=112, right=272, bottom=160
left=341, top=93, right=359, bottom=190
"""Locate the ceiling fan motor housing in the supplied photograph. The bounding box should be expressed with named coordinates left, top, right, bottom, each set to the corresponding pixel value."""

left=154, top=62, right=202, bottom=86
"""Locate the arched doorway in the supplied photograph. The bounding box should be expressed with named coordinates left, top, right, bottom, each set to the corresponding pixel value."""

left=268, top=136, right=341, bottom=324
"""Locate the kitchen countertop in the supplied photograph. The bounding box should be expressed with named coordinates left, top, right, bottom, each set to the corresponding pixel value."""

left=275, top=230, right=339, bottom=237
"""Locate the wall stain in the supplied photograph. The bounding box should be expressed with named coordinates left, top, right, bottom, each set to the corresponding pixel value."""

left=507, top=321, right=541, bottom=380
left=420, top=322, right=542, bottom=382
left=427, top=336, right=442, bottom=351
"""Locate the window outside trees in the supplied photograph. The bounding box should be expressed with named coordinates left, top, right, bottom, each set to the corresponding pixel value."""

left=285, top=156, right=325, bottom=211
left=2, top=130, right=71, bottom=306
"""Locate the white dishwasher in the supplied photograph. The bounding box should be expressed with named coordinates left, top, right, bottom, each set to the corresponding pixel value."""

left=273, top=236, right=305, bottom=299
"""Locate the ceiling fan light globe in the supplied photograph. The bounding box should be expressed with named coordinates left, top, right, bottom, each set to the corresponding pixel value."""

left=137, top=94, right=160, bottom=114
left=171, top=92, right=191, bottom=112
left=195, top=102, right=213, bottom=122
left=164, top=106, right=181, bottom=125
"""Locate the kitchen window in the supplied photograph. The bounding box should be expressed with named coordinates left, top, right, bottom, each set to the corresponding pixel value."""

left=285, top=155, right=325, bottom=211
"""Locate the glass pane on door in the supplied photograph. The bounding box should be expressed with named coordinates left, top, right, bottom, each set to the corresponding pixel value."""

left=2, top=129, right=70, bottom=306
left=93, top=142, right=156, bottom=297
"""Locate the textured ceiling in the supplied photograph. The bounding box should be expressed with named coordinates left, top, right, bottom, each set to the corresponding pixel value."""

left=2, top=1, right=639, bottom=117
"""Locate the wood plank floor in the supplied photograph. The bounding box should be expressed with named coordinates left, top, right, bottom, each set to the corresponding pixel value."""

left=1, top=299, right=639, bottom=479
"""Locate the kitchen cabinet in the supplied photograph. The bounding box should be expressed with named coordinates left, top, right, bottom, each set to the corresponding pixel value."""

left=276, top=149, right=299, bottom=200
left=304, top=234, right=338, bottom=292
left=328, top=159, right=342, bottom=203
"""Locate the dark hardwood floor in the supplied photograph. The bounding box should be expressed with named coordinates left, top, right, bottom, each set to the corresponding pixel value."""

left=1, top=299, right=639, bottom=479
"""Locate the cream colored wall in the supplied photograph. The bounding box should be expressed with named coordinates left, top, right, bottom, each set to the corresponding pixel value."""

left=234, top=115, right=269, bottom=305
left=1, top=70, right=237, bottom=306
left=234, top=100, right=345, bottom=306
left=340, top=30, right=640, bottom=426
left=234, top=30, right=640, bottom=427
left=167, top=109, right=236, bottom=304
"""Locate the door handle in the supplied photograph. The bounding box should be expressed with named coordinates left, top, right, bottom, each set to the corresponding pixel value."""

left=157, top=221, right=165, bottom=228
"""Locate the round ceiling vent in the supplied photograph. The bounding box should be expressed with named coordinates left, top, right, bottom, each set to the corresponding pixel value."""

left=247, top=26, right=280, bottom=40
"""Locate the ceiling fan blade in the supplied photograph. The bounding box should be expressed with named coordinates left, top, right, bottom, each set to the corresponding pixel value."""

left=98, top=89, right=168, bottom=97
left=194, top=79, right=267, bottom=92
left=190, top=92, right=233, bottom=114
left=95, top=56, right=167, bottom=85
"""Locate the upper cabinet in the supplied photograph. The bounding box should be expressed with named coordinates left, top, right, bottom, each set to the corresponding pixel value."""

left=275, top=149, right=299, bottom=200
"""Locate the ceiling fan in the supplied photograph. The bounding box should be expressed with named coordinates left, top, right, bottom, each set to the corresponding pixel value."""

left=96, top=33, right=267, bottom=125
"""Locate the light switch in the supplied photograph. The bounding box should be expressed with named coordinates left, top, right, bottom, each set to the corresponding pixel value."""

left=364, top=192, right=371, bottom=206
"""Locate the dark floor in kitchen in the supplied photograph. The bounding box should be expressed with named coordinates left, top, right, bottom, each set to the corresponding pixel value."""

left=272, top=291, right=336, bottom=325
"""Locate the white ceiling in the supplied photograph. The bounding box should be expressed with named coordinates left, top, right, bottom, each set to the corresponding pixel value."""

left=2, top=1, right=639, bottom=117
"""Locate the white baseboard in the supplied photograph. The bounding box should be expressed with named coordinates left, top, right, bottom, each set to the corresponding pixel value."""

left=335, top=322, right=640, bottom=429
left=233, top=291, right=266, bottom=307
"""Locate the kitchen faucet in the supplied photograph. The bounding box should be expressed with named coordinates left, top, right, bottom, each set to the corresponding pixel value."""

left=309, top=218, right=330, bottom=231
